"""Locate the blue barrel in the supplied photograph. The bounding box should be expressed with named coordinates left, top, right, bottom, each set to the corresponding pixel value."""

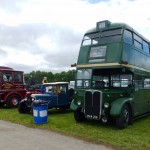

left=33, top=100, right=48, bottom=124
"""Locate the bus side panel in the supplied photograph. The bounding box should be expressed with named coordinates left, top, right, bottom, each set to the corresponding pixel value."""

left=134, top=89, right=146, bottom=116
left=143, top=89, right=150, bottom=113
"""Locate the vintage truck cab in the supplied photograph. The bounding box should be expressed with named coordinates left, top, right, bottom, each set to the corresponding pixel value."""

left=0, top=66, right=26, bottom=108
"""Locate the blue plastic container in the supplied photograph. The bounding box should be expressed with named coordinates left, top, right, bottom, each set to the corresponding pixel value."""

left=33, top=100, right=48, bottom=124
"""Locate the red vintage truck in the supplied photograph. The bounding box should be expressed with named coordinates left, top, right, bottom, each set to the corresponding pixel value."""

left=0, top=66, right=26, bottom=108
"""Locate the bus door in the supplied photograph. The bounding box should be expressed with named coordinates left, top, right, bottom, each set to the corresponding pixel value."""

left=134, top=80, right=147, bottom=116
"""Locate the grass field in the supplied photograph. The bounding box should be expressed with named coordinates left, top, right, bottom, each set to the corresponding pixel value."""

left=0, top=108, right=150, bottom=150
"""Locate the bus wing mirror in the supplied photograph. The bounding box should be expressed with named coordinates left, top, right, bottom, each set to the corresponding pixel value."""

left=71, top=63, right=76, bottom=67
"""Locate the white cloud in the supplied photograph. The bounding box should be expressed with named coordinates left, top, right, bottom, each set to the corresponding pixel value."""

left=36, top=35, right=55, bottom=51
left=0, top=46, right=43, bottom=66
left=0, top=0, right=150, bottom=73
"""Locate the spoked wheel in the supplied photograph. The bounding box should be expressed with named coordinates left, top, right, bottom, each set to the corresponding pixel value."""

left=116, top=104, right=131, bottom=129
left=74, top=108, right=86, bottom=122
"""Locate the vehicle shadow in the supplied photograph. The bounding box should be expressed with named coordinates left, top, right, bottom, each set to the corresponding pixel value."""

left=48, top=109, right=73, bottom=115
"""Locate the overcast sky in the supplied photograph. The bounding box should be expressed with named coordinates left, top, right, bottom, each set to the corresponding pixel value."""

left=0, top=0, right=150, bottom=73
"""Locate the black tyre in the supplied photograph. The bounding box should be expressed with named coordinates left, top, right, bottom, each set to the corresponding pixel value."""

left=116, top=104, right=130, bottom=129
left=18, top=100, right=31, bottom=114
left=6, top=94, right=21, bottom=108
left=0, top=103, right=5, bottom=108
left=74, top=108, right=86, bottom=122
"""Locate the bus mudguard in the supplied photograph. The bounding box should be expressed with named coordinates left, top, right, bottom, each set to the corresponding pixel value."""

left=70, top=99, right=78, bottom=111
left=110, top=97, right=133, bottom=117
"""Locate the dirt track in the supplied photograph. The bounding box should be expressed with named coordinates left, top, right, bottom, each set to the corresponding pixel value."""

left=0, top=120, right=114, bottom=150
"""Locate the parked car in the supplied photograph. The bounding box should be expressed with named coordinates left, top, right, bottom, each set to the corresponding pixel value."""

left=18, top=82, right=74, bottom=113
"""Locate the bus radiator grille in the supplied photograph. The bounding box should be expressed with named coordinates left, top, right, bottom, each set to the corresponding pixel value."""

left=84, top=90, right=101, bottom=120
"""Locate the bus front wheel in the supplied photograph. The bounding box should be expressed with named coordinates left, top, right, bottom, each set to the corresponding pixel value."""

left=116, top=104, right=130, bottom=129
left=74, top=108, right=86, bottom=122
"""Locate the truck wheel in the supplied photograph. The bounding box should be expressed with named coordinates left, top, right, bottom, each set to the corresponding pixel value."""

left=0, top=103, right=5, bottom=107
left=74, top=108, right=86, bottom=122
left=18, top=100, right=31, bottom=114
left=6, top=94, right=21, bottom=108
left=116, top=104, right=130, bottom=129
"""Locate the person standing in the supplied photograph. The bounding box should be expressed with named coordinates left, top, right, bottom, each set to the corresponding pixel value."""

left=40, top=84, right=45, bottom=94
left=40, top=77, right=48, bottom=93
left=42, top=77, right=47, bottom=84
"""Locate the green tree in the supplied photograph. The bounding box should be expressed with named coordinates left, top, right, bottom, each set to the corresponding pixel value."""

left=24, top=69, right=75, bottom=85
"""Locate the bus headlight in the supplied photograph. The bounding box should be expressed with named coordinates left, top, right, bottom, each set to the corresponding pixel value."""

left=104, top=102, right=109, bottom=108
left=77, top=100, right=81, bottom=106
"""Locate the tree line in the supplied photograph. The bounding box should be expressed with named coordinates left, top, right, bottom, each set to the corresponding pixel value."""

left=24, top=70, right=76, bottom=85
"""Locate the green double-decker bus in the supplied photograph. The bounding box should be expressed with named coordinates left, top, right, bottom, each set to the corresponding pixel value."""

left=70, top=20, right=150, bottom=129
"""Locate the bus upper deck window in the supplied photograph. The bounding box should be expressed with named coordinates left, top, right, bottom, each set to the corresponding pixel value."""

left=82, top=32, right=99, bottom=46
left=101, top=29, right=122, bottom=37
left=101, top=29, right=122, bottom=43
left=143, top=41, right=149, bottom=54
left=92, top=38, right=98, bottom=45
left=82, top=36, right=91, bottom=46
left=123, top=30, right=133, bottom=44
left=134, top=40, right=142, bottom=50
left=133, top=34, right=142, bottom=50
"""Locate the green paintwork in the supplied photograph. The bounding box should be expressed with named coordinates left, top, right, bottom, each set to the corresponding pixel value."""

left=78, top=43, right=123, bottom=65
left=70, top=99, right=78, bottom=110
left=110, top=97, right=133, bottom=117
left=77, top=46, right=90, bottom=64
left=77, top=21, right=150, bottom=72
left=72, top=20, right=150, bottom=123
